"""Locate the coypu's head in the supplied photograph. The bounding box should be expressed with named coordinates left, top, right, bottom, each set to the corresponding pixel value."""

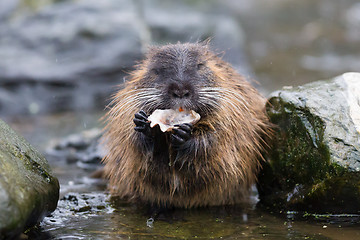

left=133, top=43, right=220, bottom=117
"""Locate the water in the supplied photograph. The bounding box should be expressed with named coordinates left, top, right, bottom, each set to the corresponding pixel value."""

left=39, top=202, right=356, bottom=239
left=238, top=0, right=360, bottom=95
left=32, top=192, right=360, bottom=239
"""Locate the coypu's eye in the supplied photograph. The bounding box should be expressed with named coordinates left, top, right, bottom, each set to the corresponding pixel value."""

left=197, top=63, right=205, bottom=70
left=152, top=67, right=167, bottom=75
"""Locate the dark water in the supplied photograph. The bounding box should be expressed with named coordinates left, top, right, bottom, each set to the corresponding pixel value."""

left=36, top=192, right=360, bottom=240
left=3, top=0, right=360, bottom=239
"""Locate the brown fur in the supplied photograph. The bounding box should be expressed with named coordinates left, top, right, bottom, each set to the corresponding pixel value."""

left=102, top=43, right=271, bottom=208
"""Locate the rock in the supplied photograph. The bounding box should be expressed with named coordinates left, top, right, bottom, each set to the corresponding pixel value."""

left=0, top=119, right=59, bottom=239
left=46, top=128, right=104, bottom=170
left=0, top=0, right=19, bottom=21
left=0, top=0, right=143, bottom=115
left=0, top=0, right=249, bottom=115
left=43, top=192, right=113, bottom=223
left=258, top=72, right=360, bottom=213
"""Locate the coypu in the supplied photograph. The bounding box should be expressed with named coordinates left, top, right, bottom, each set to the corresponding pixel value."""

left=102, top=42, right=270, bottom=208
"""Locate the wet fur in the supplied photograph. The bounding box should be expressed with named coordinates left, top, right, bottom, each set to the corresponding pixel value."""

left=102, top=43, right=270, bottom=208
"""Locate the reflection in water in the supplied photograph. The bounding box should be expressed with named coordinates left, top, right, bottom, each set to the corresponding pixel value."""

left=37, top=192, right=360, bottom=239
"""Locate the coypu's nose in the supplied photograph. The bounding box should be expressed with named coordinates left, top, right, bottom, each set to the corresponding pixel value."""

left=172, top=89, right=190, bottom=98
left=169, top=83, right=191, bottom=99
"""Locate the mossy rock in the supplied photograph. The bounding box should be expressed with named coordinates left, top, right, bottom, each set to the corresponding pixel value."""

left=0, top=119, right=59, bottom=239
left=258, top=72, right=360, bottom=213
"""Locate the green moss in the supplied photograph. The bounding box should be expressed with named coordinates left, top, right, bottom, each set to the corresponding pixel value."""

left=266, top=97, right=330, bottom=189
left=0, top=119, right=59, bottom=238
left=9, top=145, right=52, bottom=183
left=301, top=165, right=360, bottom=212
left=25, top=154, right=52, bottom=183
left=259, top=96, right=360, bottom=213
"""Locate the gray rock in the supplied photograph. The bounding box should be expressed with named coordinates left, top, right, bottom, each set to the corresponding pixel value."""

left=0, top=119, right=59, bottom=239
left=0, top=0, right=249, bottom=115
left=258, top=72, right=360, bottom=213
left=0, top=0, right=143, bottom=115
left=0, top=0, right=19, bottom=21
left=46, top=128, right=104, bottom=170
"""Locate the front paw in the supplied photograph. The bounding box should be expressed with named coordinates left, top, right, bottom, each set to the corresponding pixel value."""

left=133, top=110, right=151, bottom=137
left=171, top=123, right=193, bottom=149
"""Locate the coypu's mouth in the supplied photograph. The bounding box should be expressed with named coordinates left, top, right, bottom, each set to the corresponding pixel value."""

left=140, top=91, right=216, bottom=118
left=148, top=108, right=201, bottom=132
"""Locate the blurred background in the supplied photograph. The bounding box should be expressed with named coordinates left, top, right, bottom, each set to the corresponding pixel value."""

left=1, top=0, right=360, bottom=142
left=1, top=0, right=360, bottom=238
left=1, top=0, right=360, bottom=114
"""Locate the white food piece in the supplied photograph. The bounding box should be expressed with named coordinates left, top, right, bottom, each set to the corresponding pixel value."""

left=148, top=109, right=201, bottom=132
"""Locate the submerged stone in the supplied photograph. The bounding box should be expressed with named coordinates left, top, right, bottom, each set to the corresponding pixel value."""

left=46, top=128, right=104, bottom=171
left=258, top=72, right=360, bottom=213
left=0, top=119, right=59, bottom=239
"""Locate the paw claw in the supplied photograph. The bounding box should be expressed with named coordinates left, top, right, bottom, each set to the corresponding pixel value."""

left=134, top=111, right=151, bottom=136
left=171, top=123, right=193, bottom=149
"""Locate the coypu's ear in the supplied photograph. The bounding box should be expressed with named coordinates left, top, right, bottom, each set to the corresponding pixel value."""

left=144, top=45, right=161, bottom=57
